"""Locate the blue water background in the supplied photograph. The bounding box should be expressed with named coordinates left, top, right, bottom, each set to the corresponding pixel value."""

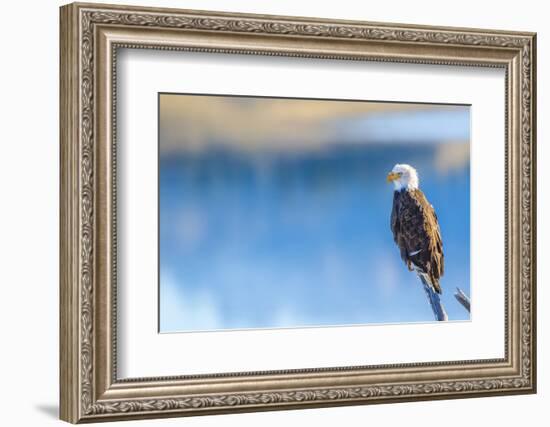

left=159, top=140, right=470, bottom=332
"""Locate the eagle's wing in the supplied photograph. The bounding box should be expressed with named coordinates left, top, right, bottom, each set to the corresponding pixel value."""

left=390, top=191, right=409, bottom=266
left=394, top=189, right=444, bottom=293
left=390, top=191, right=400, bottom=241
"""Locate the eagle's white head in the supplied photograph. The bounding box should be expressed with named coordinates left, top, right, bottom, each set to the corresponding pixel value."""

left=387, top=164, right=419, bottom=191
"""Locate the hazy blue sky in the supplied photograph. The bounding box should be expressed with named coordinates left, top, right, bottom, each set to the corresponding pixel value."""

left=159, top=94, right=470, bottom=332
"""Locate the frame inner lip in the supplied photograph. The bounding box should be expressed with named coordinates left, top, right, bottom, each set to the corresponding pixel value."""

left=109, top=42, right=511, bottom=384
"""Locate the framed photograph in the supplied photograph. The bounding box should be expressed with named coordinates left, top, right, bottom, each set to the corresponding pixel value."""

left=60, top=2, right=537, bottom=423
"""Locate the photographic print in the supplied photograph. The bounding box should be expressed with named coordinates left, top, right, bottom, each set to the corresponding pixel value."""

left=159, top=93, right=471, bottom=332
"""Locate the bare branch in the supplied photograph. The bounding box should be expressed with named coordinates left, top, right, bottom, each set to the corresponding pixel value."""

left=454, top=287, right=471, bottom=313
left=418, top=275, right=448, bottom=321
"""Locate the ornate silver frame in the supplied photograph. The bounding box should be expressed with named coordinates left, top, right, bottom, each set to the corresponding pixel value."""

left=60, top=2, right=537, bottom=423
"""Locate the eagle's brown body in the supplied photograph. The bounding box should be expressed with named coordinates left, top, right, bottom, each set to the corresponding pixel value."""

left=390, top=188, right=444, bottom=294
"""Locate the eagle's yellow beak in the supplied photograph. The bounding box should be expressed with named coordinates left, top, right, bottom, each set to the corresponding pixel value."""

left=387, top=172, right=400, bottom=183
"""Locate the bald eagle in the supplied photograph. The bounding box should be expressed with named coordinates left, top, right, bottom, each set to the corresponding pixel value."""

left=387, top=164, right=447, bottom=320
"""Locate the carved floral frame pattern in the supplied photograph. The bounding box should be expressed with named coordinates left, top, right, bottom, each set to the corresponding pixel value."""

left=60, top=2, right=536, bottom=423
